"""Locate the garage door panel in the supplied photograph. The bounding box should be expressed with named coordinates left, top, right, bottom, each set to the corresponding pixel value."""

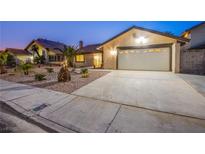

left=118, top=48, right=170, bottom=71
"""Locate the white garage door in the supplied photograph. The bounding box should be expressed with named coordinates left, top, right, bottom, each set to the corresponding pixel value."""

left=118, top=47, right=170, bottom=71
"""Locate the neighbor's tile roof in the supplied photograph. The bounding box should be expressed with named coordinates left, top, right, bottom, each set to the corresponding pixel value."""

left=5, top=48, right=32, bottom=55
left=35, top=38, right=67, bottom=52
left=77, top=44, right=102, bottom=54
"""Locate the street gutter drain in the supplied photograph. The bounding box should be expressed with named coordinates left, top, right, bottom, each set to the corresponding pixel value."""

left=32, top=104, right=48, bottom=112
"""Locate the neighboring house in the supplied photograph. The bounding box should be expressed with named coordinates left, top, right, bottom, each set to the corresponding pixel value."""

left=180, top=22, right=205, bottom=75
left=4, top=48, right=33, bottom=64
left=25, top=38, right=66, bottom=65
left=181, top=21, right=205, bottom=49
left=75, top=41, right=102, bottom=68
left=95, top=26, right=188, bottom=72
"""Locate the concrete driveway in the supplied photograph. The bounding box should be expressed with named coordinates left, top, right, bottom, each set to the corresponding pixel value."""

left=1, top=78, right=205, bottom=132
left=72, top=71, right=205, bottom=119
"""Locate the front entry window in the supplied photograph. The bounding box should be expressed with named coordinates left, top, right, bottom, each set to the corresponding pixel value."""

left=76, top=55, right=85, bottom=62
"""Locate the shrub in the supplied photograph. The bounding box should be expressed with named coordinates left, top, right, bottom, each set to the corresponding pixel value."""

left=35, top=73, right=46, bottom=81
left=45, top=67, right=54, bottom=73
left=81, top=68, right=89, bottom=78
left=34, top=55, right=45, bottom=64
left=19, top=63, right=32, bottom=75
left=0, top=52, right=8, bottom=74
left=6, top=53, right=16, bottom=67
left=58, top=66, right=71, bottom=82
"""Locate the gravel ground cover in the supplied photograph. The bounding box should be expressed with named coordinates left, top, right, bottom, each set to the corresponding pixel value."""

left=0, top=66, right=110, bottom=94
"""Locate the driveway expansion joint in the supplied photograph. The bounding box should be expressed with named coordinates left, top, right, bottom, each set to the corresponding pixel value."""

left=105, top=104, right=122, bottom=133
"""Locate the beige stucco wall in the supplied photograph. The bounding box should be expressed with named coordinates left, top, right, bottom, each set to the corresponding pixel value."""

left=16, top=55, right=33, bottom=63
left=7, top=51, right=33, bottom=64
left=190, top=23, right=205, bottom=48
left=75, top=53, right=103, bottom=68
left=172, top=43, right=181, bottom=73
left=101, top=28, right=181, bottom=72
left=27, top=42, right=64, bottom=63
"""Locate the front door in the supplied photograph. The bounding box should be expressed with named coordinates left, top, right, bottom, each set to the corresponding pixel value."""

left=93, top=53, right=102, bottom=68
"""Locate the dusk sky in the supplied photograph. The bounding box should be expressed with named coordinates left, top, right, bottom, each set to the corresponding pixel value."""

left=0, top=21, right=202, bottom=50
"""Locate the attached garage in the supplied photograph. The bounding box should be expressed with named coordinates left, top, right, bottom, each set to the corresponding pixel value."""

left=117, top=46, right=171, bottom=71
left=98, top=26, right=189, bottom=73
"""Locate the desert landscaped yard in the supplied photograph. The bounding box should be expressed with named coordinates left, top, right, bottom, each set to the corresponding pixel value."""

left=0, top=66, right=110, bottom=94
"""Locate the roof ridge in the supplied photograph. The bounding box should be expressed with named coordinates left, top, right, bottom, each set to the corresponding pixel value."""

left=133, top=25, right=185, bottom=40
left=100, top=25, right=189, bottom=46
left=84, top=43, right=101, bottom=46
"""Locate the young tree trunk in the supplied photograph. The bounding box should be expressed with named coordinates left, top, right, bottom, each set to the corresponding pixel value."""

left=0, top=65, right=6, bottom=74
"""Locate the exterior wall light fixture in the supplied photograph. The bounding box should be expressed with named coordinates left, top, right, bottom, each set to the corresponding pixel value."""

left=136, top=36, right=148, bottom=44
left=111, top=50, right=117, bottom=56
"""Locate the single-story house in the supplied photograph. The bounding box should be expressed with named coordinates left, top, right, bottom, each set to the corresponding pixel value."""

left=180, top=22, right=205, bottom=75
left=25, top=38, right=66, bottom=65
left=75, top=41, right=102, bottom=68
left=78, top=26, right=188, bottom=72
left=4, top=48, right=33, bottom=64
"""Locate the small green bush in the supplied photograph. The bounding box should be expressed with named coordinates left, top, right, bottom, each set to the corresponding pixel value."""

left=45, top=67, right=54, bottom=73
left=19, top=63, right=32, bottom=75
left=35, top=73, right=46, bottom=81
left=81, top=68, right=89, bottom=78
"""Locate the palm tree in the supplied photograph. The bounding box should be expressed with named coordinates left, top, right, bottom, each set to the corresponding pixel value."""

left=0, top=52, right=8, bottom=74
left=57, top=46, right=76, bottom=82
left=63, top=46, right=77, bottom=68
left=31, top=44, right=40, bottom=57
left=31, top=44, right=45, bottom=65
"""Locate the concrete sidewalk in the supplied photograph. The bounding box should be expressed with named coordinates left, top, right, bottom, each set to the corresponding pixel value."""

left=1, top=79, right=205, bottom=133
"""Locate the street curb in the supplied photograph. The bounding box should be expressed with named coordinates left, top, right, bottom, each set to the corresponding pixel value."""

left=0, top=100, right=76, bottom=133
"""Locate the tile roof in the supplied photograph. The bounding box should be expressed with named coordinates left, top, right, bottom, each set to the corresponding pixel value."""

left=5, top=48, right=32, bottom=55
left=77, top=44, right=102, bottom=54
left=35, top=38, right=67, bottom=52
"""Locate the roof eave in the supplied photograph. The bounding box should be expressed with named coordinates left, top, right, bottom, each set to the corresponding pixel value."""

left=76, top=50, right=102, bottom=54
left=98, top=26, right=189, bottom=48
left=24, top=40, right=36, bottom=50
